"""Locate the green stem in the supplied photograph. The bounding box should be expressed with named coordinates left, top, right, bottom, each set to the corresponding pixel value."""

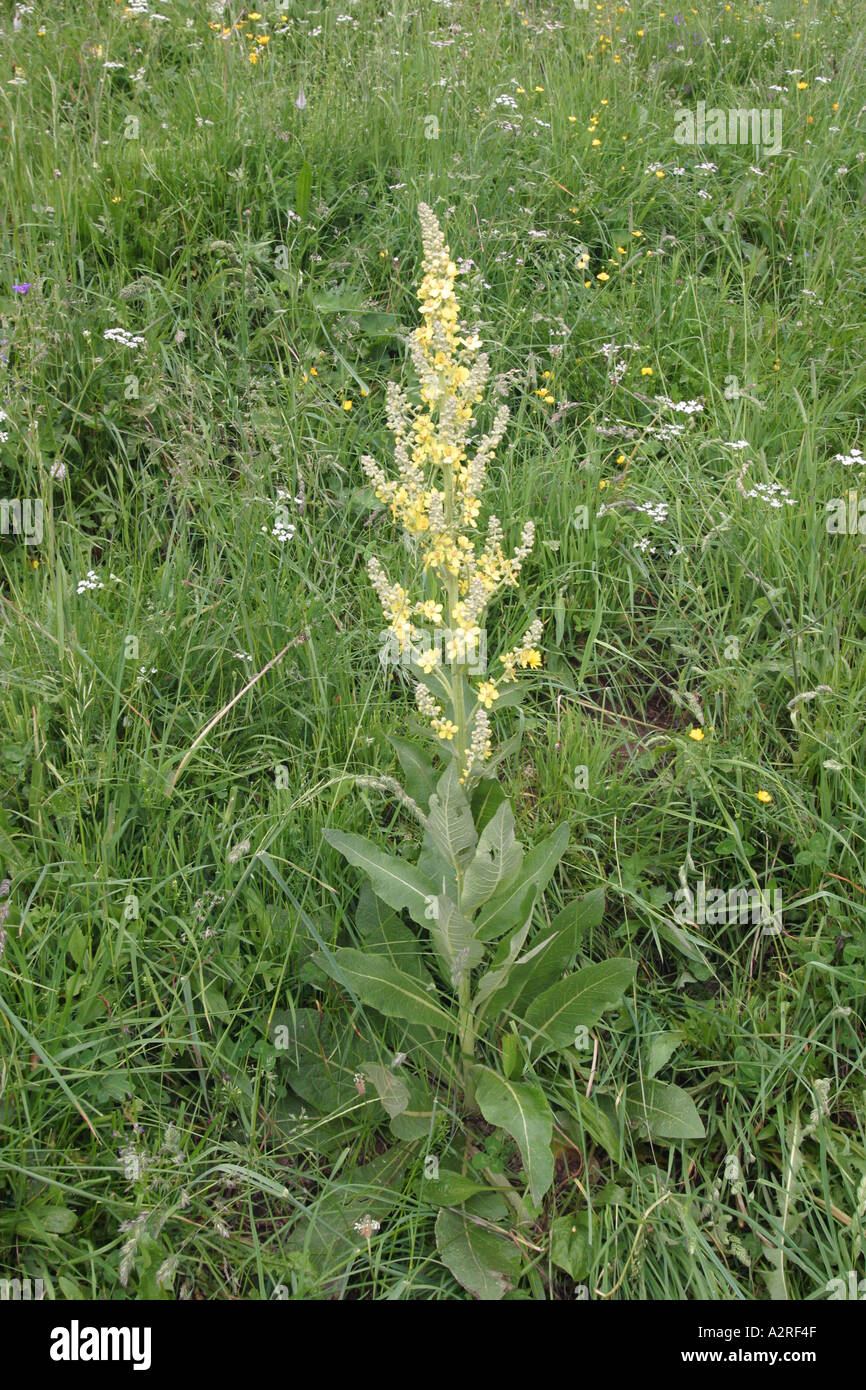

left=458, top=972, right=476, bottom=1110
left=479, top=1165, right=534, bottom=1227
left=441, top=421, right=475, bottom=1103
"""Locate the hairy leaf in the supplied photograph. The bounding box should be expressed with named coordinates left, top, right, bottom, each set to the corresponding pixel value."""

left=323, top=829, right=436, bottom=930
left=523, top=958, right=635, bottom=1059
left=435, top=1204, right=521, bottom=1300
left=424, top=762, right=477, bottom=873
left=317, top=948, right=456, bottom=1033
left=474, top=823, right=570, bottom=941
left=461, top=801, right=524, bottom=916
left=474, top=1066, right=555, bottom=1204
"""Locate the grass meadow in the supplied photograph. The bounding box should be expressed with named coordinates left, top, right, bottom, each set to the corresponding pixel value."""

left=1, top=0, right=865, bottom=1302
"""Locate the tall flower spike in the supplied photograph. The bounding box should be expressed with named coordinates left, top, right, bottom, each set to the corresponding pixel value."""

left=363, top=205, right=542, bottom=781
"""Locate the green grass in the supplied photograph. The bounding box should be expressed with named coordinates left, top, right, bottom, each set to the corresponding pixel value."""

left=1, top=0, right=864, bottom=1300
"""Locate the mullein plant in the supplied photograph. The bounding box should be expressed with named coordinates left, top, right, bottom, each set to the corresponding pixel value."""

left=316, top=206, right=635, bottom=1297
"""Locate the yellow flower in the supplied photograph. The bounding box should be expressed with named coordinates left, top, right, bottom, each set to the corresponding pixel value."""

left=756, top=789, right=773, bottom=804
left=433, top=719, right=458, bottom=741
left=688, top=727, right=704, bottom=742
left=415, top=600, right=443, bottom=624
left=249, top=50, right=259, bottom=63
left=358, top=205, right=540, bottom=779
left=257, top=34, right=270, bottom=45
left=797, top=81, right=808, bottom=90
left=641, top=366, right=653, bottom=377
left=248, top=10, right=262, bottom=17
left=596, top=271, right=610, bottom=282
left=342, top=400, right=353, bottom=410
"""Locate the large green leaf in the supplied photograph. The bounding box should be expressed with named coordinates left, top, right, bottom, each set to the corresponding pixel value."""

left=417, top=827, right=457, bottom=901
left=470, top=778, right=509, bottom=834
left=361, top=915, right=433, bottom=983
left=474, top=822, right=570, bottom=941
left=388, top=1075, right=437, bottom=1140
left=472, top=888, right=537, bottom=1016
left=429, top=895, right=485, bottom=986
left=424, top=762, right=477, bottom=873
left=473, top=1066, right=555, bottom=1205
left=355, top=883, right=433, bottom=982
left=555, top=1096, right=622, bottom=1163
left=272, top=1008, right=368, bottom=1113
left=362, top=1065, right=435, bottom=1140
left=287, top=1144, right=413, bottom=1261
left=421, top=1169, right=494, bottom=1207
left=485, top=887, right=606, bottom=1018
left=523, top=958, right=635, bottom=1060
left=547, top=886, right=606, bottom=951
left=361, top=1064, right=410, bottom=1118
left=355, top=881, right=400, bottom=937
left=647, top=1030, right=685, bottom=1078
left=435, top=1204, right=521, bottom=1300
left=626, top=1081, right=705, bottom=1140
left=461, top=801, right=524, bottom=916
left=317, top=948, right=456, bottom=1033
left=323, top=829, right=435, bottom=929
left=388, top=736, right=439, bottom=811
left=549, top=1212, right=590, bottom=1281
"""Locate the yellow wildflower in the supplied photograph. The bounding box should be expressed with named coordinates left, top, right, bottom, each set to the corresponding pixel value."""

left=433, top=719, right=458, bottom=741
